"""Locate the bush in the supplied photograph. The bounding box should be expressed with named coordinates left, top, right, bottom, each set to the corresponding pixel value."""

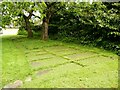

left=18, top=29, right=27, bottom=35
left=18, top=25, right=42, bottom=36
left=31, top=25, right=42, bottom=32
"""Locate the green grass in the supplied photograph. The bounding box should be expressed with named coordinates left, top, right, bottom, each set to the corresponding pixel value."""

left=1, top=35, right=118, bottom=88
left=0, top=35, right=2, bottom=88
left=1, top=35, right=32, bottom=88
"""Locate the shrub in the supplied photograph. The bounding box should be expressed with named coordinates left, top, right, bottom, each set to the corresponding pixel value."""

left=18, top=29, right=27, bottom=35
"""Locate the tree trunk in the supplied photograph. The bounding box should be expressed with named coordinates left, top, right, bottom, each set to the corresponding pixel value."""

left=42, top=11, right=52, bottom=40
left=24, top=15, right=33, bottom=38
left=42, top=17, right=49, bottom=40
left=26, top=19, right=33, bottom=38
left=27, top=28, right=33, bottom=38
left=41, top=3, right=54, bottom=40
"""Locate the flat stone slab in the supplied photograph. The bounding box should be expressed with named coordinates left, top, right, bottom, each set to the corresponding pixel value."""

left=36, top=69, right=51, bottom=76
left=26, top=51, right=47, bottom=57
left=53, top=49, right=81, bottom=56
left=48, top=63, right=83, bottom=76
left=3, top=80, right=23, bottom=88
left=75, top=56, right=117, bottom=66
left=31, top=62, right=41, bottom=68
left=36, top=51, right=47, bottom=55
left=44, top=46, right=70, bottom=52
left=31, top=57, right=69, bottom=69
left=31, top=49, right=45, bottom=52
left=64, top=52, right=98, bottom=60
left=25, top=49, right=46, bottom=54
left=25, top=76, right=32, bottom=82
left=29, top=54, right=55, bottom=61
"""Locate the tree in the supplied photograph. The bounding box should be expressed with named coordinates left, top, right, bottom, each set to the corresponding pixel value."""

left=41, top=2, right=65, bottom=40
left=1, top=2, right=41, bottom=38
left=1, top=1, right=59, bottom=39
left=1, top=1, right=66, bottom=40
left=19, top=2, right=35, bottom=38
left=41, top=2, right=55, bottom=40
left=1, top=2, right=13, bottom=28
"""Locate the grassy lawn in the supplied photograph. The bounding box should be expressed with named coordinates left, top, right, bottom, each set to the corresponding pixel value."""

left=1, top=35, right=118, bottom=88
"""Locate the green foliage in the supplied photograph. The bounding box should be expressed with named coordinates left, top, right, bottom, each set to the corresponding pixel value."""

left=1, top=2, right=13, bottom=27
left=18, top=25, right=42, bottom=36
left=18, top=29, right=27, bottom=35
left=31, top=25, right=42, bottom=32
left=1, top=2, right=120, bottom=52
left=49, top=2, right=120, bottom=53
left=1, top=2, right=42, bottom=30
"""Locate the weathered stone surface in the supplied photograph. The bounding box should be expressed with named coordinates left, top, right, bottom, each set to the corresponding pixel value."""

left=32, top=56, right=69, bottom=69
left=64, top=52, right=97, bottom=60
left=3, top=83, right=13, bottom=88
left=29, top=54, right=55, bottom=61
left=52, top=49, right=80, bottom=56
left=44, top=46, right=69, bottom=52
left=31, top=62, right=41, bottom=68
left=36, top=69, right=51, bottom=76
left=3, top=80, right=23, bottom=88
left=25, top=76, right=32, bottom=82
